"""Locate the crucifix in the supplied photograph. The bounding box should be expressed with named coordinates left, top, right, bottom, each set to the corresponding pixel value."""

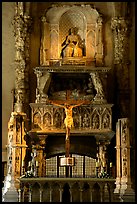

left=49, top=90, right=90, bottom=158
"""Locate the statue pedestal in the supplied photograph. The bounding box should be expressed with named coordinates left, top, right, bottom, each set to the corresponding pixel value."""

left=120, top=182, right=135, bottom=202
left=2, top=175, right=18, bottom=202
left=60, top=157, right=75, bottom=166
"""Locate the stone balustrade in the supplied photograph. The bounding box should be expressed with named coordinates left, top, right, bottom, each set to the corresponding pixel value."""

left=18, top=177, right=116, bottom=202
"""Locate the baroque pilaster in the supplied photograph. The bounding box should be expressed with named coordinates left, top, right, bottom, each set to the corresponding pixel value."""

left=13, top=2, right=32, bottom=114
left=111, top=17, right=131, bottom=117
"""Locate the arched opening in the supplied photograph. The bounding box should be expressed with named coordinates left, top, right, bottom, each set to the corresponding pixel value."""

left=62, top=183, right=70, bottom=202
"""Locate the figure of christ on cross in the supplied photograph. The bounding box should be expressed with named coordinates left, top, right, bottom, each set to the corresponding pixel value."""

left=49, top=101, right=84, bottom=139
left=48, top=90, right=89, bottom=157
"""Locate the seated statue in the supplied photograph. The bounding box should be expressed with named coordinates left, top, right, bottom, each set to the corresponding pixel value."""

left=61, top=27, right=84, bottom=58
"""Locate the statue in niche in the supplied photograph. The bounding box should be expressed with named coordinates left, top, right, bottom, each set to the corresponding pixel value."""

left=73, top=109, right=80, bottom=128
left=54, top=112, right=61, bottom=128
left=83, top=113, right=90, bottom=128
left=43, top=113, right=51, bottom=128
left=33, top=114, right=41, bottom=128
left=61, top=27, right=84, bottom=58
left=92, top=114, right=99, bottom=129
left=103, top=114, right=110, bottom=129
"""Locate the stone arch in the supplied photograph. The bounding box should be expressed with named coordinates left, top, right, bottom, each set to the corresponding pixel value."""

left=92, top=182, right=101, bottom=202
left=32, top=182, right=40, bottom=202
left=82, top=109, right=90, bottom=128
left=43, top=112, right=51, bottom=128
left=82, top=182, right=91, bottom=202
left=92, top=111, right=100, bottom=129
left=42, top=182, right=50, bottom=202
left=52, top=182, right=60, bottom=202
left=87, top=30, right=96, bottom=60
left=59, top=9, right=86, bottom=57
left=101, top=109, right=111, bottom=129
left=103, top=183, right=111, bottom=202
left=62, top=183, right=70, bottom=202
left=71, top=182, right=80, bottom=202
left=53, top=110, right=62, bottom=128
left=33, top=112, right=41, bottom=128
left=72, top=107, right=81, bottom=128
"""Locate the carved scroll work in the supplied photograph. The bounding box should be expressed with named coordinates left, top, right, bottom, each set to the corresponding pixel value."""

left=13, top=2, right=32, bottom=113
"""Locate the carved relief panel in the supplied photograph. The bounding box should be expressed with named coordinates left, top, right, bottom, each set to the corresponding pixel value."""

left=30, top=104, right=113, bottom=132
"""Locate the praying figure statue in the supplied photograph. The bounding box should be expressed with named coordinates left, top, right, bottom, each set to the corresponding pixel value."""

left=61, top=27, right=84, bottom=58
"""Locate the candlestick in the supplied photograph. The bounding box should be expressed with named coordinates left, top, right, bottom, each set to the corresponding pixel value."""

left=22, top=165, right=25, bottom=175
left=103, top=162, right=106, bottom=167
left=28, top=161, right=32, bottom=167
left=96, top=162, right=99, bottom=167
left=36, top=161, right=39, bottom=167
left=96, top=166, right=99, bottom=178
left=36, top=166, right=39, bottom=177
left=110, top=162, right=112, bottom=168
left=22, top=160, right=24, bottom=167
left=110, top=162, right=113, bottom=177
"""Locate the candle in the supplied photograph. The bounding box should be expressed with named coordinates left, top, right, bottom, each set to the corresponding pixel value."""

left=110, top=162, right=112, bottom=167
left=36, top=161, right=39, bottom=167
left=22, top=161, right=24, bottom=166
left=96, top=162, right=99, bottom=167
left=103, top=162, right=106, bottom=167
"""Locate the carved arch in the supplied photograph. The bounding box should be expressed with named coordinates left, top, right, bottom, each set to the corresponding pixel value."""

left=53, top=110, right=62, bottom=128
left=101, top=108, right=111, bottom=129
left=43, top=112, right=52, bottom=128
left=91, top=109, right=100, bottom=129
left=33, top=112, right=41, bottom=128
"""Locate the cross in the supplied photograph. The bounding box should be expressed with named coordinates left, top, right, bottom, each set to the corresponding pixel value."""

left=49, top=90, right=90, bottom=157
